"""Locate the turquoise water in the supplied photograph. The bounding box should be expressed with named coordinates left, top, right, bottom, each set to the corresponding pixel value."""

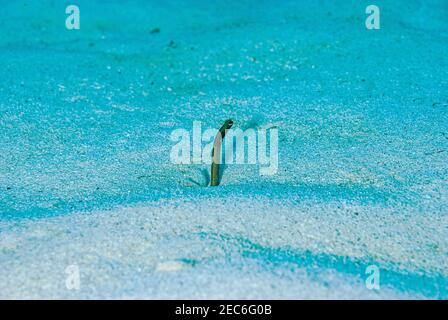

left=0, top=0, right=447, bottom=298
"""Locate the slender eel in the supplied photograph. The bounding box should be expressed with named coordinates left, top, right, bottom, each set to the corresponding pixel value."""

left=210, top=119, right=234, bottom=186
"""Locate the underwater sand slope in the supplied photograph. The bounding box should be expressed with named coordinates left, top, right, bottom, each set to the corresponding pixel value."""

left=0, top=195, right=446, bottom=299
left=0, top=0, right=447, bottom=299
